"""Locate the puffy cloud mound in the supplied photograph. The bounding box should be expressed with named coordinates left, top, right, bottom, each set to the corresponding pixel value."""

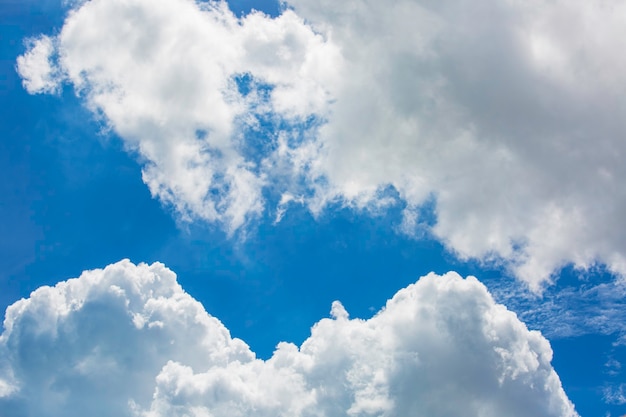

left=0, top=260, right=576, bottom=416
left=17, top=0, right=626, bottom=287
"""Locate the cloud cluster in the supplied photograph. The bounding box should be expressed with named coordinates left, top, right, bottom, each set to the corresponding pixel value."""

left=0, top=260, right=577, bottom=416
left=17, top=0, right=339, bottom=233
left=17, top=0, right=626, bottom=288
left=286, top=0, right=626, bottom=288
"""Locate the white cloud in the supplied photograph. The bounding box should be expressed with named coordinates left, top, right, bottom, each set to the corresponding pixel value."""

left=17, top=0, right=626, bottom=288
left=0, top=260, right=252, bottom=416
left=285, top=0, right=626, bottom=290
left=0, top=260, right=577, bottom=416
left=16, top=36, right=60, bottom=94
left=17, top=0, right=339, bottom=234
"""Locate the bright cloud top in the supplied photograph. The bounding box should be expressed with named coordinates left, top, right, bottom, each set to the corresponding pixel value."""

left=0, top=260, right=576, bottom=416
left=17, top=0, right=626, bottom=288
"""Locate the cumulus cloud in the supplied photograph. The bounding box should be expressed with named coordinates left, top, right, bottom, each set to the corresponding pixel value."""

left=17, top=0, right=626, bottom=288
left=286, top=0, right=626, bottom=289
left=0, top=260, right=577, bottom=416
left=0, top=260, right=252, bottom=416
left=16, top=0, right=339, bottom=233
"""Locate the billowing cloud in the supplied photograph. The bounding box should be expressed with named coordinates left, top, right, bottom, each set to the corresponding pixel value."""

left=286, top=0, right=626, bottom=289
left=17, top=0, right=340, bottom=233
left=17, top=0, right=626, bottom=288
left=0, top=260, right=577, bottom=416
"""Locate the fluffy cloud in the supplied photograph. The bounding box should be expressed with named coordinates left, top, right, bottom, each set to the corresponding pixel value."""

left=0, top=260, right=252, bottom=416
left=17, top=0, right=339, bottom=233
left=286, top=0, right=626, bottom=289
left=17, top=0, right=626, bottom=288
left=0, top=260, right=577, bottom=416
left=16, top=35, right=60, bottom=94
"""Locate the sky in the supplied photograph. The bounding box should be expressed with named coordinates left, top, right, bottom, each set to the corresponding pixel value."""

left=1, top=0, right=626, bottom=416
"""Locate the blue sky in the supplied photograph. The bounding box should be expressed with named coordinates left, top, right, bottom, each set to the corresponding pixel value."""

left=2, top=0, right=626, bottom=416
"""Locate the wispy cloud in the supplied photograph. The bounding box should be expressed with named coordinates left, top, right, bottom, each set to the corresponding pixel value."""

left=487, top=269, right=626, bottom=339
left=604, top=383, right=626, bottom=406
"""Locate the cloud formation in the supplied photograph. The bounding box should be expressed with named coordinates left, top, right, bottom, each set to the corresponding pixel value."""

left=17, top=0, right=339, bottom=233
left=0, top=260, right=577, bottom=416
left=17, top=0, right=626, bottom=288
left=286, top=0, right=626, bottom=288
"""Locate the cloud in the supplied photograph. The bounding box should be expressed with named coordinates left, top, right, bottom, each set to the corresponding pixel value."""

left=285, top=0, right=626, bottom=289
left=488, top=272, right=626, bottom=340
left=16, top=35, right=60, bottom=94
left=0, top=260, right=252, bottom=416
left=0, top=260, right=577, bottom=416
left=604, top=383, right=626, bottom=406
left=17, top=0, right=626, bottom=288
left=17, top=0, right=339, bottom=234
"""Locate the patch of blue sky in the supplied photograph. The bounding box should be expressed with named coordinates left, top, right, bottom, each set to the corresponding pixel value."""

left=225, top=0, right=281, bottom=17
left=552, top=334, right=626, bottom=417
left=197, top=201, right=455, bottom=357
left=0, top=86, right=178, bottom=308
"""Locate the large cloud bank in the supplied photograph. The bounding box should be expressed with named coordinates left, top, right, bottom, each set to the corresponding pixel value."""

left=0, top=260, right=576, bottom=416
left=17, top=0, right=626, bottom=288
